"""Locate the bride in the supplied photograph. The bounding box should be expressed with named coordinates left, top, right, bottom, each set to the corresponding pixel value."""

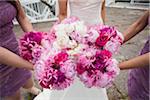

left=57, top=0, right=108, bottom=100
left=34, top=0, right=108, bottom=100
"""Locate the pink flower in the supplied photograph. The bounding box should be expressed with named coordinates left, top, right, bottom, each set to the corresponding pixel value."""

left=34, top=61, right=45, bottom=80
left=54, top=51, right=68, bottom=64
left=105, top=59, right=120, bottom=77
left=76, top=63, right=86, bottom=75
left=95, top=27, right=116, bottom=47
left=19, top=31, right=44, bottom=62
left=34, top=50, right=76, bottom=90
left=76, top=55, right=91, bottom=75
left=24, top=32, right=43, bottom=45
left=95, top=73, right=111, bottom=88
left=21, top=51, right=32, bottom=61
left=32, top=45, right=44, bottom=63
left=95, top=34, right=110, bottom=47
left=40, top=81, right=49, bottom=88
left=60, top=60, right=76, bottom=78
left=104, top=38, right=121, bottom=54
left=95, top=50, right=112, bottom=63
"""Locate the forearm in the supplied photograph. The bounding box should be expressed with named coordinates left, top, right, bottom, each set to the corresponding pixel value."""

left=58, top=0, right=67, bottom=21
left=18, top=16, right=33, bottom=32
left=0, top=47, right=33, bottom=70
left=123, top=22, right=146, bottom=43
left=59, top=14, right=67, bottom=21
left=101, top=0, right=106, bottom=24
left=123, top=10, right=148, bottom=43
left=16, top=1, right=33, bottom=32
left=119, top=53, right=149, bottom=70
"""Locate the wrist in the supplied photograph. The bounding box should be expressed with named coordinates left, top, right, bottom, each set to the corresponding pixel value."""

left=118, top=62, right=123, bottom=70
left=118, top=61, right=127, bottom=70
left=29, top=64, right=34, bottom=70
left=25, top=61, right=34, bottom=70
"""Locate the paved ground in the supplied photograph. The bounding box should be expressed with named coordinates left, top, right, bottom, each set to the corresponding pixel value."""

left=14, top=7, right=148, bottom=100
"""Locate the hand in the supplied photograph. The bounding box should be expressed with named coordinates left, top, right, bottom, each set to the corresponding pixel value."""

left=118, top=53, right=149, bottom=70
left=0, top=47, right=34, bottom=70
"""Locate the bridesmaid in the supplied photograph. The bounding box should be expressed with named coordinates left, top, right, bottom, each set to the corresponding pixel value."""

left=119, top=10, right=149, bottom=100
left=0, top=0, right=40, bottom=100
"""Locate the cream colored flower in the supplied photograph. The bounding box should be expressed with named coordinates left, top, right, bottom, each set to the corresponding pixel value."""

left=64, top=24, right=75, bottom=34
left=56, top=33, right=70, bottom=48
left=68, top=44, right=85, bottom=55
left=73, top=21, right=87, bottom=37
left=54, top=24, right=66, bottom=32
left=68, top=40, right=78, bottom=49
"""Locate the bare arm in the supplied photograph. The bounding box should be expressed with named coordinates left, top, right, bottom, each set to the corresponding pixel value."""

left=101, top=0, right=106, bottom=24
left=123, top=10, right=149, bottom=43
left=58, top=0, right=68, bottom=21
left=0, top=47, right=33, bottom=70
left=119, top=53, right=149, bottom=70
left=0, top=1, right=34, bottom=70
left=15, top=1, right=34, bottom=32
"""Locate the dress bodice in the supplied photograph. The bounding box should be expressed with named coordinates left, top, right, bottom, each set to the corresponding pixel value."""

left=68, top=0, right=104, bottom=25
left=0, top=1, right=17, bottom=43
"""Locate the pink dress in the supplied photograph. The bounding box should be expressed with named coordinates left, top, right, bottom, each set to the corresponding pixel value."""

left=0, top=1, right=31, bottom=97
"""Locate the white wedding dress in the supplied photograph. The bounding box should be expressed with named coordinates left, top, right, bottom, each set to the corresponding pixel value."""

left=34, top=0, right=108, bottom=100
left=68, top=0, right=104, bottom=25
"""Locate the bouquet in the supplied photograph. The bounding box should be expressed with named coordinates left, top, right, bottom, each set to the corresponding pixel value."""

left=19, top=17, right=124, bottom=90
left=34, top=50, right=76, bottom=90
left=76, top=48, right=120, bottom=88
left=19, top=32, right=44, bottom=64
left=75, top=24, right=124, bottom=88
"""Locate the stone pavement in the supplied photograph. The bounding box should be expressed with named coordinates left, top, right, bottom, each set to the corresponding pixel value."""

left=14, top=7, right=148, bottom=100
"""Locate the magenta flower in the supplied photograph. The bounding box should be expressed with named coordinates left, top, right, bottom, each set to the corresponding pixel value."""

left=94, top=50, right=112, bottom=69
left=24, top=32, right=43, bottom=45
left=54, top=51, right=68, bottom=64
left=95, top=26, right=120, bottom=48
left=95, top=34, right=110, bottom=47
left=21, top=51, right=32, bottom=61
left=76, top=63, right=86, bottom=75
left=19, top=31, right=44, bottom=63
left=95, top=50, right=112, bottom=61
